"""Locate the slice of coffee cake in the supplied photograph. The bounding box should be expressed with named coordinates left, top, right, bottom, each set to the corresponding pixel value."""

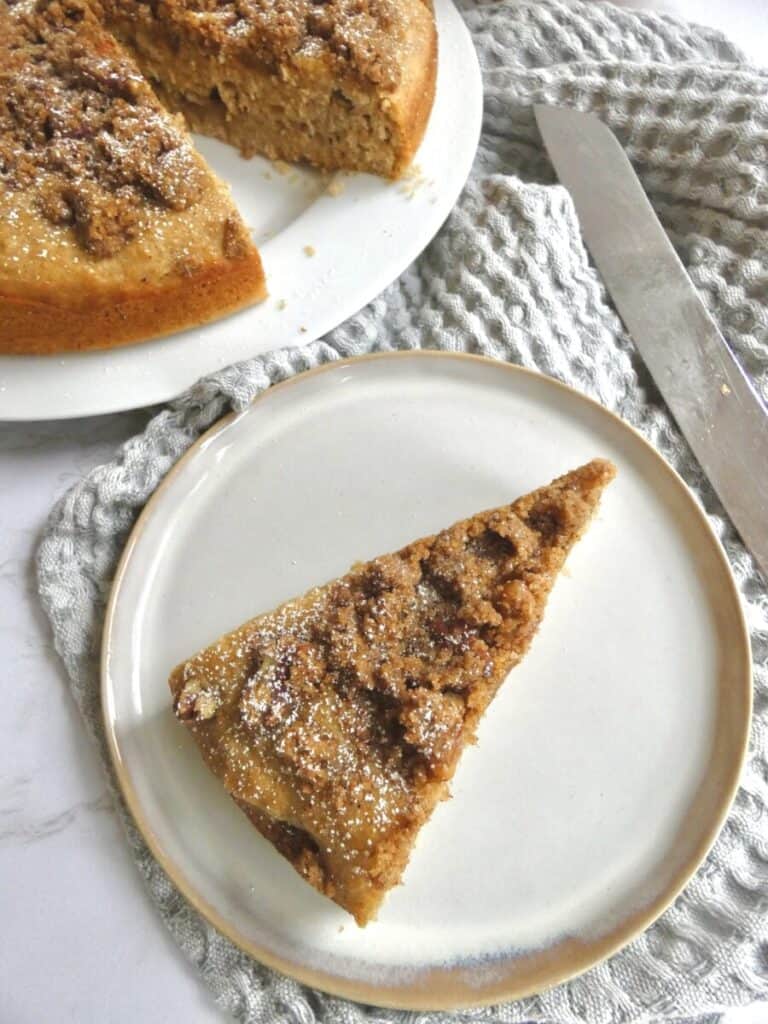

left=170, top=459, right=615, bottom=924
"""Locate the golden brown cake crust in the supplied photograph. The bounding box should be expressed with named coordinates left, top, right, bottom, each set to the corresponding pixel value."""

left=1, top=250, right=266, bottom=354
left=169, top=460, right=616, bottom=925
left=384, top=2, right=437, bottom=177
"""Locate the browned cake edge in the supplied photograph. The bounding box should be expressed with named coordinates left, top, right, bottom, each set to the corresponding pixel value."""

left=0, top=249, right=266, bottom=355
left=389, top=15, right=438, bottom=179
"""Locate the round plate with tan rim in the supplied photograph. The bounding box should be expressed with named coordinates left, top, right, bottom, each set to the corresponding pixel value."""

left=0, top=0, right=481, bottom=421
left=102, top=352, right=751, bottom=1010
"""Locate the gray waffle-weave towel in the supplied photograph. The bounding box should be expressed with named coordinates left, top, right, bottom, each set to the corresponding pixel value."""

left=37, top=2, right=768, bottom=1022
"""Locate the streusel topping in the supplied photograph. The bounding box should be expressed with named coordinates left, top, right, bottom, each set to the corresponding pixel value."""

left=1, top=0, right=206, bottom=258
left=105, top=0, right=424, bottom=89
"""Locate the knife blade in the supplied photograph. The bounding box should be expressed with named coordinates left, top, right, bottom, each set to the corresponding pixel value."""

left=534, top=104, right=768, bottom=578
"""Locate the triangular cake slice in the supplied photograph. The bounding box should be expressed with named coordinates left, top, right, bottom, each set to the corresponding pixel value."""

left=169, top=459, right=615, bottom=925
left=1, top=0, right=265, bottom=355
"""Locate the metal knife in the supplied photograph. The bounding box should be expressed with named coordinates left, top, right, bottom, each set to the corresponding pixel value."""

left=535, top=104, right=768, bottom=578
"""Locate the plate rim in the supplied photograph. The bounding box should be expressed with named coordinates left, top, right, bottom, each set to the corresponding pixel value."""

left=0, top=0, right=482, bottom=422
left=101, top=350, right=753, bottom=1011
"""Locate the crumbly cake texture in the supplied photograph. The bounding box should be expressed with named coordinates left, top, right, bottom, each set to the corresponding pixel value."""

left=0, top=0, right=265, bottom=354
left=169, top=459, right=615, bottom=925
left=102, top=0, right=437, bottom=177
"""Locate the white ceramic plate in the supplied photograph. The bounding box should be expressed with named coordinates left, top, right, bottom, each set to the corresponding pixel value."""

left=0, top=1, right=481, bottom=422
left=103, top=353, right=751, bottom=1010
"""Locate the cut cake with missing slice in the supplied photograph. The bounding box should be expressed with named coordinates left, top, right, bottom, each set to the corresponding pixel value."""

left=169, top=459, right=616, bottom=925
left=1, top=0, right=266, bottom=355
left=1, top=0, right=436, bottom=354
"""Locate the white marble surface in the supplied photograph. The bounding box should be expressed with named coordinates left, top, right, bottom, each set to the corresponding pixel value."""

left=1, top=3, right=766, bottom=1021
left=0, top=413, right=224, bottom=1023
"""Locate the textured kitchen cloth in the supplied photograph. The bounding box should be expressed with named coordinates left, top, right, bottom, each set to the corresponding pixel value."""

left=37, top=2, right=768, bottom=1022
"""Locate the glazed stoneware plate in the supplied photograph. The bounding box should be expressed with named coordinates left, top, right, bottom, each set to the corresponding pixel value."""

left=103, top=352, right=751, bottom=1010
left=0, top=0, right=481, bottom=421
